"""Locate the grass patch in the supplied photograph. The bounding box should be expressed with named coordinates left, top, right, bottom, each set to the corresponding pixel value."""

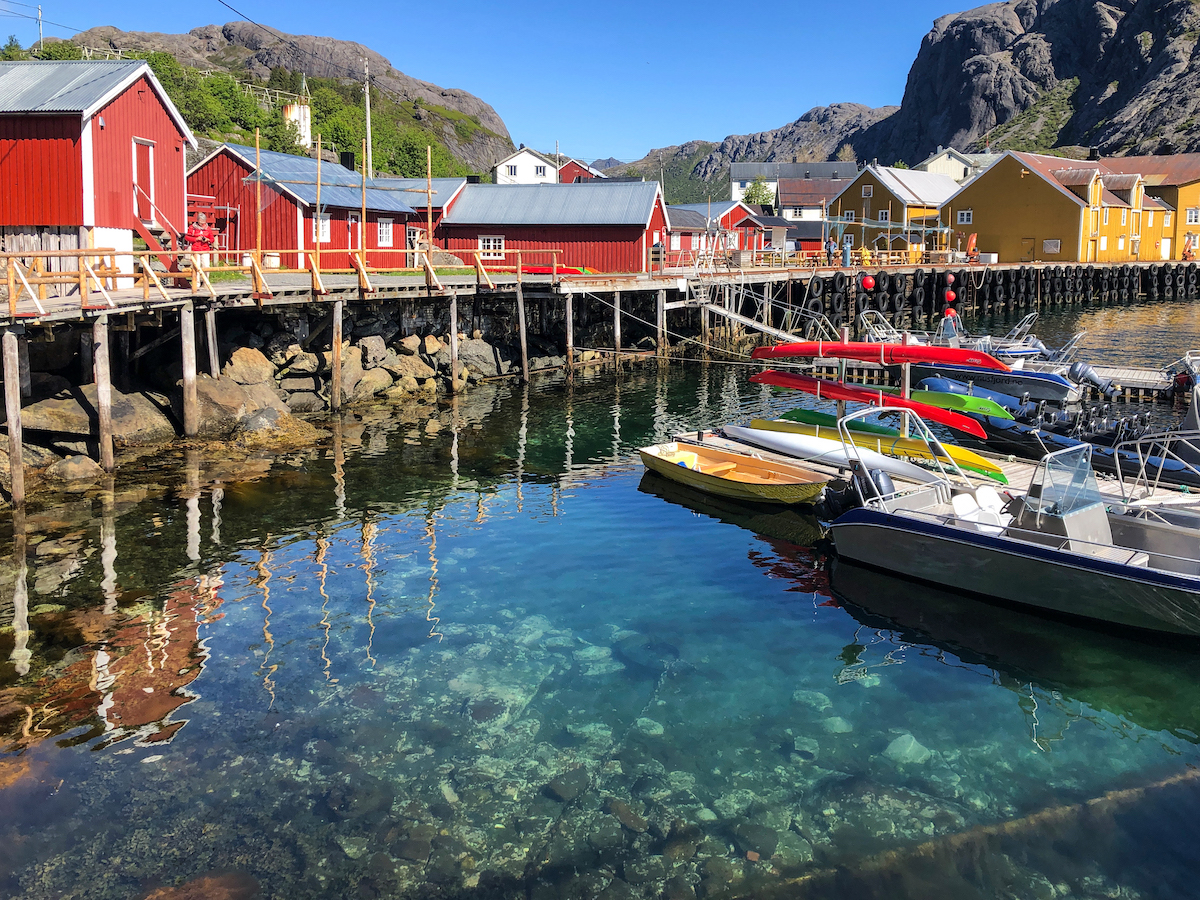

left=981, top=77, right=1080, bottom=153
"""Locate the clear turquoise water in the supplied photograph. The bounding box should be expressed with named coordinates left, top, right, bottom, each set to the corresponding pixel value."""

left=4, top=305, right=1200, bottom=899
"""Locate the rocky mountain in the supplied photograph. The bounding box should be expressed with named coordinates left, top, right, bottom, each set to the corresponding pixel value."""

left=611, top=0, right=1200, bottom=196
left=74, top=23, right=513, bottom=170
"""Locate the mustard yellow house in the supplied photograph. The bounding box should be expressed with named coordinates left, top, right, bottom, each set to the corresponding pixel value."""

left=941, top=151, right=1173, bottom=263
left=828, top=166, right=960, bottom=254
left=1098, top=154, right=1200, bottom=259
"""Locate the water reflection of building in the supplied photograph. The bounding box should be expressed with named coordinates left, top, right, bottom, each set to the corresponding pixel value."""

left=0, top=575, right=221, bottom=752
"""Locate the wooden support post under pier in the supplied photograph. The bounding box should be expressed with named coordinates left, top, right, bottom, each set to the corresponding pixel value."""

left=3, top=328, right=24, bottom=506
left=331, top=299, right=343, bottom=412
left=17, top=338, right=29, bottom=399
left=205, top=307, right=219, bottom=377
left=93, top=315, right=113, bottom=472
left=564, top=291, right=574, bottom=375
left=449, top=290, right=460, bottom=388
left=656, top=289, right=666, bottom=354
left=516, top=282, right=529, bottom=383
left=613, top=290, right=621, bottom=367
left=180, top=303, right=198, bottom=438
left=79, top=324, right=93, bottom=384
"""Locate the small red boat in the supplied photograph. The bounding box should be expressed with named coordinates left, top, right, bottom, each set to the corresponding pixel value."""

left=749, top=370, right=988, bottom=439
left=751, top=341, right=1011, bottom=372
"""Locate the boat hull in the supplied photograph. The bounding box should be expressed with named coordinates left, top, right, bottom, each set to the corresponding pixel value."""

left=638, top=445, right=828, bottom=505
left=751, top=341, right=1011, bottom=371
left=722, top=425, right=941, bottom=484
left=830, top=507, right=1200, bottom=636
left=907, top=363, right=1080, bottom=404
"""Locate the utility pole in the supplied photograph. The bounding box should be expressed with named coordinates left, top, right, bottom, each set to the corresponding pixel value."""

left=555, top=140, right=560, bottom=182
left=363, top=58, right=373, bottom=178
left=36, top=6, right=42, bottom=53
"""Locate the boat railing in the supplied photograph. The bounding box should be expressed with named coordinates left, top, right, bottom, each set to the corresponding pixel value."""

left=837, top=406, right=973, bottom=506
left=1003, top=312, right=1039, bottom=342
left=1113, top=428, right=1200, bottom=501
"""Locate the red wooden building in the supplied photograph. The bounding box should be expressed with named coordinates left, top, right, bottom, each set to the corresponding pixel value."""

left=558, top=159, right=605, bottom=183
left=186, top=144, right=416, bottom=269
left=439, top=182, right=667, bottom=273
left=0, top=59, right=196, bottom=262
left=668, top=201, right=765, bottom=251
left=371, top=176, right=466, bottom=251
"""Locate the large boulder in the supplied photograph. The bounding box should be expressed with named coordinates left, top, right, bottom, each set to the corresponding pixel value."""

left=458, top=338, right=504, bottom=377
left=171, top=375, right=270, bottom=438
left=222, top=347, right=275, bottom=385
left=397, top=335, right=422, bottom=356
left=21, top=385, right=177, bottom=447
left=337, top=346, right=364, bottom=405
left=240, top=381, right=288, bottom=414
left=358, top=335, right=388, bottom=369
left=353, top=368, right=393, bottom=401
left=422, top=334, right=444, bottom=357
left=279, top=376, right=322, bottom=393
left=287, top=392, right=326, bottom=413
left=381, top=352, right=434, bottom=381
left=263, top=331, right=301, bottom=367
left=45, top=455, right=104, bottom=483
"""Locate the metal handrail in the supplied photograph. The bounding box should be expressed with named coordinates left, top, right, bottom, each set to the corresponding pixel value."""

left=1113, top=428, right=1200, bottom=501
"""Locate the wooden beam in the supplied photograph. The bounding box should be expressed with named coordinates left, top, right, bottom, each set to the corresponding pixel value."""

left=331, top=299, right=343, bottom=411
left=516, top=282, right=529, bottom=382
left=128, top=325, right=180, bottom=363
left=180, top=303, right=198, bottom=438
left=3, top=328, right=23, bottom=506
left=93, top=315, right=113, bottom=472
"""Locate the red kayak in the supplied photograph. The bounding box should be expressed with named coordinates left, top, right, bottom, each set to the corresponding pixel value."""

left=751, top=341, right=1010, bottom=372
left=750, top=370, right=988, bottom=439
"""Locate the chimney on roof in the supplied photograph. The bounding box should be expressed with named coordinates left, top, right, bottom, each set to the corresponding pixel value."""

left=792, top=154, right=798, bottom=163
left=519, top=143, right=525, bottom=150
left=937, top=145, right=943, bottom=153
left=804, top=170, right=810, bottom=179
left=1088, top=146, right=1100, bottom=161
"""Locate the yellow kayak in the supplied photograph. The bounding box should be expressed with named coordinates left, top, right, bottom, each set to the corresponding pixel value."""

left=748, top=418, right=1008, bottom=484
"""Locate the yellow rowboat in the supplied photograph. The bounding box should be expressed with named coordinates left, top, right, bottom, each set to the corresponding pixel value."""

left=747, top=418, right=1008, bottom=485
left=638, top=441, right=831, bottom=505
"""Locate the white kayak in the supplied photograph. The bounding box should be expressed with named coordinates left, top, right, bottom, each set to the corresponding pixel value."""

left=722, top=425, right=940, bottom=485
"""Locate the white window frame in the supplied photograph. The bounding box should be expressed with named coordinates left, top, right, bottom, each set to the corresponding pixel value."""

left=1147, top=210, right=1154, bottom=227
left=1043, top=239, right=1061, bottom=254
left=312, top=211, right=331, bottom=243
left=1121, top=208, right=1128, bottom=226
left=1165, top=213, right=1173, bottom=227
left=377, top=218, right=393, bottom=248
left=670, top=232, right=681, bottom=250
left=1099, top=235, right=1108, bottom=251
left=844, top=211, right=855, bottom=222
left=862, top=185, right=873, bottom=198
left=878, top=209, right=890, bottom=223
left=957, top=209, right=973, bottom=225
left=479, top=235, right=505, bottom=260
left=1118, top=235, right=1126, bottom=250
left=506, top=165, right=517, bottom=177
left=1188, top=208, right=1200, bottom=225
left=535, top=165, right=546, bottom=177
left=1103, top=208, right=1110, bottom=226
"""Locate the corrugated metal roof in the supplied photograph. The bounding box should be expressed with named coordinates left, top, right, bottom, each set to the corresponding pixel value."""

left=670, top=200, right=740, bottom=220
left=1100, top=188, right=1130, bottom=208
left=1051, top=167, right=1100, bottom=187
left=778, top=177, right=846, bottom=207
left=732, top=161, right=855, bottom=180
left=371, top=177, right=466, bottom=209
left=1144, top=195, right=1174, bottom=210
left=1100, top=173, right=1141, bottom=191
left=664, top=206, right=709, bottom=230
left=872, top=167, right=960, bottom=206
left=222, top=144, right=415, bottom=214
left=0, top=59, right=145, bottom=113
left=1102, top=153, right=1200, bottom=187
left=0, top=59, right=195, bottom=145
left=443, top=182, right=660, bottom=226
left=1006, top=152, right=1087, bottom=207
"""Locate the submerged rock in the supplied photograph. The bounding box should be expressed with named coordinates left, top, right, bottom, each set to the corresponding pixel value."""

left=883, top=733, right=932, bottom=765
left=44, top=455, right=103, bottom=482
left=823, top=716, right=853, bottom=733
left=546, top=767, right=590, bottom=802
left=607, top=798, right=648, bottom=832
left=22, top=384, right=175, bottom=446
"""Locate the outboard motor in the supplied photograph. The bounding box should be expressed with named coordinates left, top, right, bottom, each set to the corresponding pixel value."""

left=854, top=467, right=895, bottom=501
left=1028, top=337, right=1049, bottom=355
left=1069, top=361, right=1116, bottom=399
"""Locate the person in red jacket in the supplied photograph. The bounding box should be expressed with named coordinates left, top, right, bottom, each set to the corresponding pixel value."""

left=183, top=212, right=216, bottom=269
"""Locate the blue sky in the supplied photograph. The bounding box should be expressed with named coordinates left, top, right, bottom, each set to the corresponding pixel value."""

left=1, top=0, right=963, bottom=162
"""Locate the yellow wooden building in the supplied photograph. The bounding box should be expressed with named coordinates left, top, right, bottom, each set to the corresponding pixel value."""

left=1099, top=154, right=1200, bottom=259
left=940, top=151, right=1175, bottom=263
left=828, top=166, right=960, bottom=255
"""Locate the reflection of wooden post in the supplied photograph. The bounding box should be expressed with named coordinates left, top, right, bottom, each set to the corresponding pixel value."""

left=3, top=328, right=24, bottom=506
left=186, top=449, right=201, bottom=562
left=94, top=315, right=114, bottom=471
left=331, top=299, right=343, bottom=411
left=180, top=303, right=198, bottom=438
left=331, top=416, right=346, bottom=517
left=564, top=290, right=574, bottom=375
left=205, top=307, right=219, bottom=376
left=9, top=508, right=29, bottom=676
left=100, top=476, right=117, bottom=614
left=516, top=281, right=529, bottom=382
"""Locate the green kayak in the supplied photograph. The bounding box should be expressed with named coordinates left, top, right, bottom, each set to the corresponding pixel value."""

left=878, top=386, right=1014, bottom=420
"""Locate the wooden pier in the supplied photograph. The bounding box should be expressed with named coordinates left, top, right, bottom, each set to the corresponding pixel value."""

left=1, top=247, right=1198, bottom=507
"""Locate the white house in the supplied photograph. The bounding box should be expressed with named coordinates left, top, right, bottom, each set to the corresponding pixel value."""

left=915, top=147, right=1000, bottom=183
left=492, top=147, right=559, bottom=185
left=730, top=161, right=857, bottom=203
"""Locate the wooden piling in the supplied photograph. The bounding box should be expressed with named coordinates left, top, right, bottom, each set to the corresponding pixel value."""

left=516, top=282, right=529, bottom=382
left=564, top=291, right=574, bottom=373
left=3, top=328, right=24, bottom=506
left=205, top=307, right=219, bottom=376
left=331, top=299, right=344, bottom=411
left=656, top=289, right=666, bottom=354
left=93, top=315, right=113, bottom=472
left=17, top=337, right=30, bottom=399
left=449, top=290, right=460, bottom=388
left=79, top=324, right=93, bottom=384
left=613, top=290, right=622, bottom=357
left=180, top=303, right=198, bottom=438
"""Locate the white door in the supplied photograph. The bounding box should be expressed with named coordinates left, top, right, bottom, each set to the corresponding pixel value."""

left=1162, top=238, right=1172, bottom=260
